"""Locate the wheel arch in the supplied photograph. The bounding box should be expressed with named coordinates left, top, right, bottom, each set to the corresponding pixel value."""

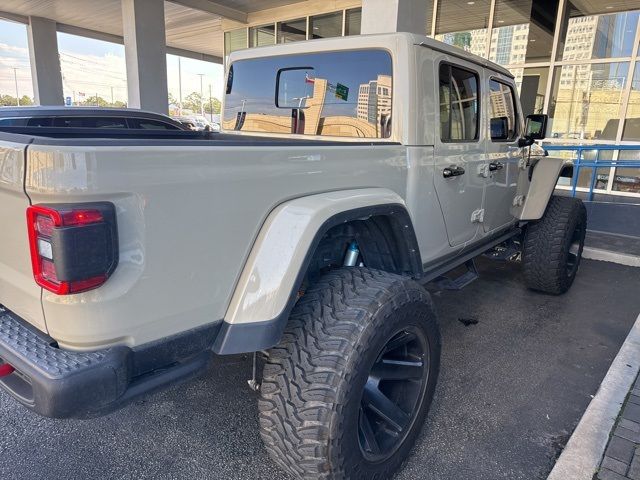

left=213, top=189, right=422, bottom=354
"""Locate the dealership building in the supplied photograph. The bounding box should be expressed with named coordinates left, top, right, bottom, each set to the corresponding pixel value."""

left=1, top=0, right=639, bottom=199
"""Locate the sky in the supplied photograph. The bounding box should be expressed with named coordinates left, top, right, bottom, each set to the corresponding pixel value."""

left=0, top=18, right=224, bottom=104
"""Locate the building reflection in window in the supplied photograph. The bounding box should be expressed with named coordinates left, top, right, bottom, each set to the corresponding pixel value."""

left=435, top=0, right=491, bottom=57
left=513, top=66, right=550, bottom=116
left=489, top=0, right=559, bottom=65
left=557, top=6, right=639, bottom=61
left=549, top=62, right=629, bottom=140
left=224, top=50, right=393, bottom=139
left=623, top=64, right=640, bottom=141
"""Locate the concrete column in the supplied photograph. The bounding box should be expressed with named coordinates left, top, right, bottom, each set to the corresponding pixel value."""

left=27, top=16, right=64, bottom=105
left=121, top=0, right=168, bottom=113
left=361, top=0, right=429, bottom=35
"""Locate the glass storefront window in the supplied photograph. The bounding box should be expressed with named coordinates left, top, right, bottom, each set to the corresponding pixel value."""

left=612, top=167, right=640, bottom=193
left=310, top=12, right=343, bottom=39
left=623, top=63, right=640, bottom=141
left=489, top=0, right=559, bottom=65
left=345, top=8, right=362, bottom=36
left=224, top=28, right=248, bottom=56
left=249, top=24, right=275, bottom=48
left=614, top=151, right=640, bottom=193
left=549, top=62, right=629, bottom=140
left=277, top=18, right=307, bottom=43
left=515, top=66, right=550, bottom=116
left=557, top=5, right=639, bottom=61
left=435, top=0, right=491, bottom=57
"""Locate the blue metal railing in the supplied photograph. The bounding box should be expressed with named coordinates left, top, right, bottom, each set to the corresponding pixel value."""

left=543, top=144, right=640, bottom=201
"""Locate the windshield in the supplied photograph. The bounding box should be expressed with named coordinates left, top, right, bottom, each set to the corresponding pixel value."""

left=224, top=49, right=393, bottom=138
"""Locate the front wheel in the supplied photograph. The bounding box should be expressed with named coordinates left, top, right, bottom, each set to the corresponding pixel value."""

left=259, top=268, right=441, bottom=480
left=522, top=195, right=587, bottom=295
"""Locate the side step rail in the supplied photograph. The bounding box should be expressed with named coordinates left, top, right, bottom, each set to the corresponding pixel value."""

left=433, top=259, right=479, bottom=290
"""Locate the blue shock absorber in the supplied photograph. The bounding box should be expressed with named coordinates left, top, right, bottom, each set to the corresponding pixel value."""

left=343, top=240, right=360, bottom=267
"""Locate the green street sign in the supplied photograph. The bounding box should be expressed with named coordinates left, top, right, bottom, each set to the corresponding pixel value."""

left=335, top=83, right=349, bottom=101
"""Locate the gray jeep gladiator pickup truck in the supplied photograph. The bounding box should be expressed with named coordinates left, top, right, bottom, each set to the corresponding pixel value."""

left=0, top=33, right=583, bottom=479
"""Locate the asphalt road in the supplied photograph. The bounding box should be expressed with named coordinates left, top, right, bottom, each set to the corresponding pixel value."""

left=0, top=258, right=638, bottom=480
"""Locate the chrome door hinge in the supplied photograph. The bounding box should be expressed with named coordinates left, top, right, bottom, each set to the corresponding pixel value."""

left=512, top=195, right=525, bottom=207
left=471, top=208, right=485, bottom=223
left=478, top=163, right=490, bottom=178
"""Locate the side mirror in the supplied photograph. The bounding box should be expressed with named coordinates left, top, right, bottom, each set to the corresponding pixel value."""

left=276, top=67, right=315, bottom=109
left=524, top=114, right=548, bottom=140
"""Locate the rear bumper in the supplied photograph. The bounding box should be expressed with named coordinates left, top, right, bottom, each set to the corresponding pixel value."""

left=0, top=305, right=220, bottom=418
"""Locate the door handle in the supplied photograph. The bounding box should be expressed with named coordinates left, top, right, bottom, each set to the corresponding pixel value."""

left=443, top=165, right=465, bottom=178
left=489, top=162, right=504, bottom=172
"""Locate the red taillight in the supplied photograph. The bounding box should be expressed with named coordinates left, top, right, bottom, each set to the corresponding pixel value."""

left=26, top=203, right=118, bottom=295
left=0, top=363, right=14, bottom=377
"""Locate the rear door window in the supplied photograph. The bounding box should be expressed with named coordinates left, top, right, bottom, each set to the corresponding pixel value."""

left=439, top=64, right=479, bottom=142
left=224, top=49, right=393, bottom=138
left=489, top=79, right=518, bottom=141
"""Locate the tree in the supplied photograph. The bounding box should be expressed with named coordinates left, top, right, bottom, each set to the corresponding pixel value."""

left=0, top=94, right=34, bottom=106
left=181, top=91, right=221, bottom=115
left=183, top=91, right=203, bottom=113
left=80, top=95, right=108, bottom=107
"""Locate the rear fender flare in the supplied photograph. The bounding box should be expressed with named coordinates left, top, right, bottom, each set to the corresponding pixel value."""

left=213, top=188, right=421, bottom=354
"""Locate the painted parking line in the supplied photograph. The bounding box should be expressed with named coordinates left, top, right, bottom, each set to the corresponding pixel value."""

left=547, top=313, right=640, bottom=480
left=582, top=247, right=640, bottom=268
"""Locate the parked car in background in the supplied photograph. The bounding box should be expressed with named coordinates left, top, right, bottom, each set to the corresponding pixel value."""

left=174, top=116, right=198, bottom=130
left=173, top=115, right=220, bottom=132
left=0, top=106, right=187, bottom=130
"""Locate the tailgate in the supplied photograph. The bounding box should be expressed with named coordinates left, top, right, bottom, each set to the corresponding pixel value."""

left=0, top=139, right=46, bottom=332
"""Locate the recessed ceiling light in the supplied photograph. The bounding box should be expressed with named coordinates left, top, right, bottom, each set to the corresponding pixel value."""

left=467, top=1, right=475, bottom=4
left=529, top=39, right=536, bottom=42
left=606, top=5, right=613, bottom=8
left=498, top=20, right=505, bottom=23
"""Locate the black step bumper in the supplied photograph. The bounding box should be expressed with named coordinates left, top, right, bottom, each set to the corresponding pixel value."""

left=0, top=305, right=220, bottom=418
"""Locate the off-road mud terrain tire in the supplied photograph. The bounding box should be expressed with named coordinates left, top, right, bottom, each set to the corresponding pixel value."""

left=522, top=195, right=587, bottom=295
left=258, top=267, right=440, bottom=480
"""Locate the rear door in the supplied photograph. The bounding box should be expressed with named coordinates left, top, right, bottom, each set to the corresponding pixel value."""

left=482, top=77, right=523, bottom=233
left=0, top=138, right=47, bottom=332
left=433, top=61, right=486, bottom=246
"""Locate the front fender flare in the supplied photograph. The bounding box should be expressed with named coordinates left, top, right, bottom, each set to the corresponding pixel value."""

left=515, top=156, right=571, bottom=221
left=212, top=188, right=420, bottom=354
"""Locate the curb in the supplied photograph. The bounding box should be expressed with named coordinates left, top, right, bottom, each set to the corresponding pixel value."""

left=582, top=247, right=640, bottom=268
left=547, top=313, right=640, bottom=480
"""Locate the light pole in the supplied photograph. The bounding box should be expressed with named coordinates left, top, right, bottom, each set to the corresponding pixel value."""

left=197, top=73, right=204, bottom=116
left=209, top=84, right=213, bottom=122
left=12, top=67, right=20, bottom=106
left=178, top=57, right=183, bottom=114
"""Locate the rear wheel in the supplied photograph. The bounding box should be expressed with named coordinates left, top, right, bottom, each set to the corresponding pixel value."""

left=259, top=268, right=440, bottom=479
left=522, top=195, right=587, bottom=295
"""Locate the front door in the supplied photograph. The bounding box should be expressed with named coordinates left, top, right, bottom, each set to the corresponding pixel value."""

left=483, top=78, right=523, bottom=233
left=433, top=61, right=486, bottom=247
